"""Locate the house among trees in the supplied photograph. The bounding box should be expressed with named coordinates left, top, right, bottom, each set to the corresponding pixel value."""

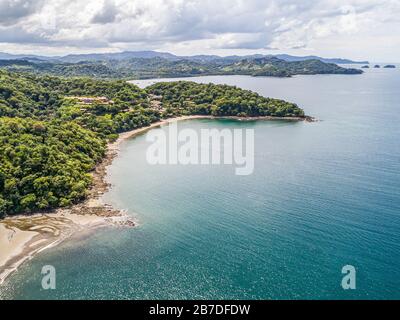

left=68, top=96, right=114, bottom=104
left=148, top=94, right=165, bottom=112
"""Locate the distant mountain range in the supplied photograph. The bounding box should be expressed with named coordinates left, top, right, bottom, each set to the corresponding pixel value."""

left=0, top=51, right=364, bottom=79
left=0, top=52, right=48, bottom=61
left=0, top=50, right=368, bottom=64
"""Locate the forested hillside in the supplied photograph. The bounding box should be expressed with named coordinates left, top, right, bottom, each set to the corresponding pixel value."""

left=0, top=118, right=105, bottom=214
left=0, top=70, right=158, bottom=216
left=147, top=82, right=304, bottom=117
left=221, top=57, right=363, bottom=77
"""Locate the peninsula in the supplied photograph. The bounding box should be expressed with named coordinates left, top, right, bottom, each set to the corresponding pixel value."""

left=0, top=69, right=310, bottom=282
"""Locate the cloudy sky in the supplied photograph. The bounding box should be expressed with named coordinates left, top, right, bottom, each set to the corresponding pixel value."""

left=0, top=0, right=399, bottom=61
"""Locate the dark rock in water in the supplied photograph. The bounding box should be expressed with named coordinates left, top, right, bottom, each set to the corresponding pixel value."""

left=361, top=65, right=370, bottom=68
left=384, top=65, right=396, bottom=68
left=374, top=65, right=380, bottom=68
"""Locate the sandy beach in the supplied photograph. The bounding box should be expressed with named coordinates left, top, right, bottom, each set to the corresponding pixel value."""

left=0, top=114, right=311, bottom=285
left=0, top=211, right=113, bottom=284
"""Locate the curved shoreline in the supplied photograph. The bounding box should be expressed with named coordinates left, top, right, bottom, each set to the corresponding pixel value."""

left=0, top=114, right=312, bottom=285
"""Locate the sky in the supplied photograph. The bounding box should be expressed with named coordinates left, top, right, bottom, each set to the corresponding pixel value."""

left=0, top=0, right=399, bottom=62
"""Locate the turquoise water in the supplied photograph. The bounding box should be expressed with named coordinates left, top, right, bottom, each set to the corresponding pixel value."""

left=1, top=67, right=400, bottom=299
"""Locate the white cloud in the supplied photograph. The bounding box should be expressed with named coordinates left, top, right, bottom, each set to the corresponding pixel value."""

left=0, top=0, right=399, bottom=61
left=91, top=0, right=119, bottom=24
left=0, top=0, right=44, bottom=25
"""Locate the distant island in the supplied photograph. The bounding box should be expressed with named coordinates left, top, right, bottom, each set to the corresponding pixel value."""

left=374, top=65, right=381, bottom=68
left=0, top=51, right=363, bottom=79
left=384, top=65, right=396, bottom=68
